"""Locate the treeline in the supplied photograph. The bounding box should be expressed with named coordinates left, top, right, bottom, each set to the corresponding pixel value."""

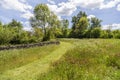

left=69, top=11, right=120, bottom=39
left=0, top=4, right=120, bottom=45
left=0, top=4, right=70, bottom=45
left=0, top=19, right=40, bottom=45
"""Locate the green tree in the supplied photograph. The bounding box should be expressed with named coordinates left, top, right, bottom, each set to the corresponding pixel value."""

left=71, top=11, right=88, bottom=38
left=90, top=17, right=102, bottom=29
left=8, top=19, right=23, bottom=29
left=30, top=4, right=60, bottom=41
left=91, top=27, right=101, bottom=38
left=33, top=27, right=44, bottom=42
left=77, top=17, right=89, bottom=38
left=71, top=11, right=87, bottom=31
left=61, top=19, right=69, bottom=38
left=0, top=21, right=2, bottom=26
left=0, top=26, right=13, bottom=44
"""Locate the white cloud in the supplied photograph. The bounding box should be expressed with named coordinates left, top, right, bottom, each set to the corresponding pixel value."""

left=0, top=0, right=32, bottom=12
left=21, top=11, right=34, bottom=19
left=22, top=21, right=32, bottom=31
left=0, top=0, right=33, bottom=19
left=102, top=23, right=120, bottom=30
left=87, top=15, right=96, bottom=19
left=47, top=0, right=103, bottom=20
left=47, top=0, right=120, bottom=18
left=69, top=0, right=104, bottom=9
left=48, top=0, right=55, bottom=4
left=100, top=0, right=120, bottom=9
left=47, top=2, right=76, bottom=16
left=117, top=4, right=120, bottom=11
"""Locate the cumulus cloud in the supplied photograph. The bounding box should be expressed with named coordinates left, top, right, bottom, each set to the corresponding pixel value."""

left=102, top=23, right=120, bottom=30
left=0, top=0, right=32, bottom=12
left=69, top=0, right=104, bottom=9
left=87, top=15, right=96, bottom=19
left=47, top=2, right=76, bottom=16
left=21, top=11, right=34, bottom=19
left=117, top=4, right=120, bottom=11
left=22, top=21, right=32, bottom=31
left=0, top=0, right=33, bottom=19
left=48, top=0, right=55, bottom=4
left=100, top=0, right=120, bottom=9
left=47, top=0, right=120, bottom=18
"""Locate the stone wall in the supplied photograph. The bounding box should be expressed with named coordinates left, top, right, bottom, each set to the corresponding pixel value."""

left=0, top=41, right=60, bottom=51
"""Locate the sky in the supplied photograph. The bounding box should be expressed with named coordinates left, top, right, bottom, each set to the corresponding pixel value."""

left=0, top=0, right=120, bottom=30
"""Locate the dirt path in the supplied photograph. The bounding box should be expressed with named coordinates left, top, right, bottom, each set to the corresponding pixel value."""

left=0, top=42, right=72, bottom=80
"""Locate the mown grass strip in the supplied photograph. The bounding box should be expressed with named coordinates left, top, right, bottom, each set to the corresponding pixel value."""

left=0, top=42, right=72, bottom=80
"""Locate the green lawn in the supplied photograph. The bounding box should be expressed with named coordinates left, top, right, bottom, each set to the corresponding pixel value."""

left=0, top=39, right=120, bottom=80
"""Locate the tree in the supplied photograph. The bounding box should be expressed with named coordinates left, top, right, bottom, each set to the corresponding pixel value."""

left=30, top=4, right=60, bottom=41
left=71, top=11, right=87, bottom=31
left=30, top=4, right=50, bottom=41
left=90, top=17, right=102, bottom=29
left=61, top=19, right=69, bottom=37
left=33, top=27, right=44, bottom=42
left=91, top=27, right=101, bottom=38
left=0, top=26, right=13, bottom=44
left=71, top=11, right=88, bottom=38
left=77, top=17, right=89, bottom=38
left=0, top=21, right=2, bottom=26
left=8, top=19, right=23, bottom=29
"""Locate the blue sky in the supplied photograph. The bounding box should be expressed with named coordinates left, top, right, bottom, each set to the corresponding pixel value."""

left=0, top=0, right=120, bottom=30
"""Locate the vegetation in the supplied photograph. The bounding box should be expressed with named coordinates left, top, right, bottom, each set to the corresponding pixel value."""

left=1, top=39, right=120, bottom=80
left=37, top=39, right=120, bottom=80
left=0, top=42, right=72, bottom=80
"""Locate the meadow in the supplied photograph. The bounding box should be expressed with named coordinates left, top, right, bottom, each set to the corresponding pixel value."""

left=38, top=39, right=120, bottom=80
left=0, top=39, right=120, bottom=80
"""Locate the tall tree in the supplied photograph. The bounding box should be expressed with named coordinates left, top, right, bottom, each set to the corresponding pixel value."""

left=71, top=11, right=87, bottom=30
left=90, top=17, right=102, bottom=29
left=61, top=19, right=69, bottom=37
left=30, top=4, right=60, bottom=40
left=77, top=17, right=89, bottom=38
left=71, top=11, right=88, bottom=38
left=30, top=4, right=50, bottom=35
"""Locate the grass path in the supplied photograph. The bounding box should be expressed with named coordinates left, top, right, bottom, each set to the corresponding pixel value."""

left=0, top=42, right=73, bottom=80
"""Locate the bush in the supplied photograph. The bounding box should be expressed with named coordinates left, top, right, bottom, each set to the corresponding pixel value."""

left=91, top=28, right=101, bottom=38
left=0, top=27, right=13, bottom=45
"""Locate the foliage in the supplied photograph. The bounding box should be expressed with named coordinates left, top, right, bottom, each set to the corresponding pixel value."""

left=61, top=19, right=69, bottom=38
left=30, top=4, right=60, bottom=41
left=8, top=19, right=23, bottom=29
left=91, top=27, right=101, bottom=38
left=70, top=11, right=88, bottom=38
left=0, top=26, right=13, bottom=44
left=89, top=17, right=102, bottom=29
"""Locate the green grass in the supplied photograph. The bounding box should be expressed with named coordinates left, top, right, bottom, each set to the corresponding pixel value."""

left=1, top=39, right=120, bottom=80
left=0, top=44, right=59, bottom=72
left=0, top=42, right=72, bottom=80
left=37, top=39, right=120, bottom=80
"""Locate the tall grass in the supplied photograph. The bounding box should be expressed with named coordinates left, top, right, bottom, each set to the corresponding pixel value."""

left=38, top=39, right=120, bottom=80
left=0, top=44, right=60, bottom=73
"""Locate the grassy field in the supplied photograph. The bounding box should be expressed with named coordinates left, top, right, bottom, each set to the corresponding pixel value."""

left=0, top=42, right=72, bottom=80
left=38, top=39, right=120, bottom=80
left=0, top=39, right=120, bottom=80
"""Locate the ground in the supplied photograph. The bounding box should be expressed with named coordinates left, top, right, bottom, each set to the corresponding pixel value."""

left=0, top=39, right=120, bottom=80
